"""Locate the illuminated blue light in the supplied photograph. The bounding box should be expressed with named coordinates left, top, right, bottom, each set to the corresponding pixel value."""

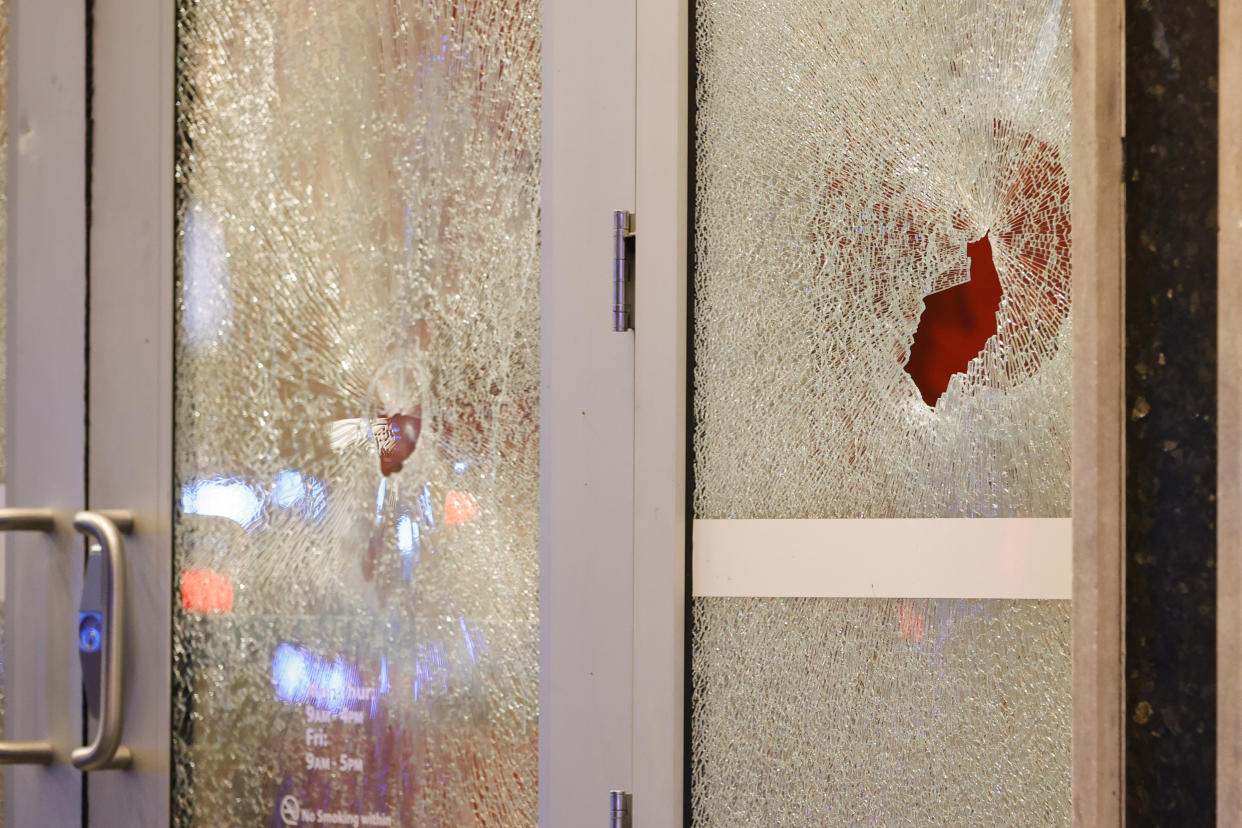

left=374, top=479, right=388, bottom=518
left=272, top=470, right=328, bottom=521
left=413, top=643, right=450, bottom=702
left=372, top=655, right=391, bottom=719
left=459, top=614, right=476, bottom=663
left=271, top=470, right=304, bottom=508
left=452, top=460, right=468, bottom=475
left=321, top=658, right=353, bottom=712
left=181, top=477, right=263, bottom=528
left=78, top=613, right=103, bottom=654
left=304, top=476, right=328, bottom=520
left=417, top=484, right=436, bottom=529
left=271, top=643, right=372, bottom=713
left=271, top=643, right=312, bottom=704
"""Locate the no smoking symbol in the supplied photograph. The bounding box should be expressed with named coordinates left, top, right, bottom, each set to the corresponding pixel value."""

left=279, top=794, right=301, bottom=826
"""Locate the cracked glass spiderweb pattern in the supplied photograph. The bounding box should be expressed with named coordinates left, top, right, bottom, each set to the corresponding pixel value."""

left=691, top=0, right=1073, bottom=823
left=694, top=0, right=1072, bottom=520
left=692, top=598, right=1071, bottom=826
left=173, top=1, right=539, bottom=825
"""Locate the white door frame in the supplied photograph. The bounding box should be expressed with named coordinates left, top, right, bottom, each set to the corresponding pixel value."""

left=632, top=1, right=688, bottom=825
left=85, top=0, right=642, bottom=824
left=85, top=0, right=175, bottom=823
left=6, top=0, right=88, bottom=824
left=629, top=0, right=1127, bottom=824
left=539, top=0, right=638, bottom=824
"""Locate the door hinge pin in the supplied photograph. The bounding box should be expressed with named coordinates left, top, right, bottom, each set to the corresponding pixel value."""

left=613, top=210, right=635, bottom=332
left=610, top=790, right=632, bottom=828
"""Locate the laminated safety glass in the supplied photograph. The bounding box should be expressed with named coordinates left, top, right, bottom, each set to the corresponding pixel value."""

left=173, top=1, right=540, bottom=824
left=691, top=0, right=1073, bottom=823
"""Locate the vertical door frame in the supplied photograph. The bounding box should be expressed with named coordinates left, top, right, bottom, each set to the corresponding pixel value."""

left=1072, top=0, right=1126, bottom=823
left=5, top=0, right=87, bottom=824
left=87, top=0, right=174, bottom=823
left=1217, top=0, right=1242, bottom=819
left=633, top=1, right=688, bottom=825
left=539, top=0, right=638, bottom=824
left=630, top=0, right=1128, bottom=825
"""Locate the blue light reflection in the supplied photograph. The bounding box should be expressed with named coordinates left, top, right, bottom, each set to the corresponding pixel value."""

left=270, top=642, right=386, bottom=715
left=271, top=470, right=304, bottom=508
left=182, top=470, right=327, bottom=530
left=271, top=642, right=313, bottom=705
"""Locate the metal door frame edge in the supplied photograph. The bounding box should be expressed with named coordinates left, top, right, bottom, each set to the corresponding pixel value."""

left=1216, top=0, right=1242, bottom=820
left=1071, top=0, right=1126, bottom=823
left=88, top=0, right=174, bottom=823
left=7, top=0, right=88, bottom=822
left=539, top=0, right=638, bottom=823
left=633, top=1, right=688, bottom=825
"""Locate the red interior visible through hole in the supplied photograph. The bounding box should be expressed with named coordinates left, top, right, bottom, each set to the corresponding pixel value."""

left=904, top=232, right=1003, bottom=407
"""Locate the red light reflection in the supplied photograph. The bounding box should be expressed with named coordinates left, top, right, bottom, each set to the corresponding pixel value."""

left=898, top=601, right=925, bottom=642
left=181, top=567, right=235, bottom=613
left=444, top=490, right=478, bottom=525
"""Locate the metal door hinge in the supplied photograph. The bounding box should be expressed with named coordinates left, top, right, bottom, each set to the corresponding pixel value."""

left=610, top=790, right=632, bottom=828
left=613, top=210, right=635, bottom=332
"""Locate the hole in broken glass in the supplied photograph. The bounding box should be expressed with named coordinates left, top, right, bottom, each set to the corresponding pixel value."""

left=904, top=232, right=1002, bottom=407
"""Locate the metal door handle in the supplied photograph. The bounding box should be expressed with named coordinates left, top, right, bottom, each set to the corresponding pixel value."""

left=0, top=508, right=57, bottom=764
left=70, top=510, right=133, bottom=770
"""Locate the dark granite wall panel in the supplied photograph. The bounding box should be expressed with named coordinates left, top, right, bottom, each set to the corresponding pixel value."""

left=1124, top=0, right=1218, bottom=822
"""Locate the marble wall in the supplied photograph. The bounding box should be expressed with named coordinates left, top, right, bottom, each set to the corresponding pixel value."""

left=1124, top=0, right=1219, bottom=821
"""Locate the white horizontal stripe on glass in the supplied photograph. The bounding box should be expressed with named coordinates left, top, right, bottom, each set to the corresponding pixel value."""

left=692, top=518, right=1071, bottom=599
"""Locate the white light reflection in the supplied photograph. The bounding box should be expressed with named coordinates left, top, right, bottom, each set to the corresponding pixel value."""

left=182, top=200, right=232, bottom=349
left=270, top=469, right=328, bottom=520
left=397, top=513, right=420, bottom=581
left=181, top=477, right=263, bottom=529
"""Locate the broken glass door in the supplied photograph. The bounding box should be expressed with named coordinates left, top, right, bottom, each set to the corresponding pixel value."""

left=169, top=2, right=541, bottom=824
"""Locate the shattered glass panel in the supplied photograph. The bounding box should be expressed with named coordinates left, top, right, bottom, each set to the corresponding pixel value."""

left=173, top=1, right=540, bottom=825
left=691, top=0, right=1073, bottom=822
left=694, top=0, right=1072, bottom=519
left=692, top=598, right=1072, bottom=826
